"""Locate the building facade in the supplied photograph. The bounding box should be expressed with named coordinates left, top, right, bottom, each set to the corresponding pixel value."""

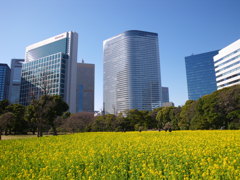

left=214, top=39, right=240, bottom=89
left=162, top=86, right=169, bottom=103
left=76, top=61, right=94, bottom=112
left=20, top=32, right=78, bottom=113
left=185, top=50, right=218, bottom=100
left=8, top=59, right=24, bottom=104
left=103, top=30, right=162, bottom=114
left=0, top=64, right=10, bottom=101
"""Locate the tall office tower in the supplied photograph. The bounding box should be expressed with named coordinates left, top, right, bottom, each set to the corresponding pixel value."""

left=214, top=39, right=240, bottom=90
left=103, top=30, right=162, bottom=114
left=162, top=87, right=169, bottom=103
left=185, top=50, right=218, bottom=100
left=8, top=59, right=24, bottom=104
left=20, top=32, right=78, bottom=113
left=0, top=64, right=10, bottom=101
left=76, top=61, right=95, bottom=112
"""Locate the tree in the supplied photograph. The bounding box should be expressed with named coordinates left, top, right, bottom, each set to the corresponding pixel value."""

left=0, top=100, right=9, bottom=115
left=179, top=100, right=196, bottom=130
left=156, top=107, right=172, bottom=130
left=0, top=112, right=14, bottom=140
left=125, top=109, right=146, bottom=131
left=28, top=95, right=69, bottom=137
left=149, top=107, right=162, bottom=129
left=62, top=112, right=94, bottom=132
left=91, top=114, right=117, bottom=132
left=155, top=106, right=180, bottom=130
left=25, top=105, right=37, bottom=135
left=115, top=113, right=129, bottom=132
left=44, top=95, right=69, bottom=135
left=6, top=104, right=27, bottom=134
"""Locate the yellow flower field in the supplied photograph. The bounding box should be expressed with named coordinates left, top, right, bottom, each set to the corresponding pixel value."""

left=1, top=131, right=240, bottom=179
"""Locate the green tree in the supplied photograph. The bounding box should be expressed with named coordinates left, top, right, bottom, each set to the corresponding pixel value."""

left=156, top=107, right=172, bottom=130
left=25, top=105, right=37, bottom=135
left=115, top=113, right=129, bottom=132
left=125, top=109, right=149, bottom=131
left=28, top=95, right=68, bottom=137
left=63, top=112, right=94, bottom=133
left=0, top=112, right=14, bottom=140
left=179, top=100, right=196, bottom=130
left=91, top=114, right=117, bottom=131
left=6, top=104, right=27, bottom=134
left=0, top=100, right=9, bottom=115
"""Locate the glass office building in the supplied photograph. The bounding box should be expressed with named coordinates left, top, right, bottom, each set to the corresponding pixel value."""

left=103, top=30, right=162, bottom=114
left=76, top=61, right=95, bottom=112
left=20, top=32, right=78, bottom=113
left=162, top=87, right=169, bottom=103
left=185, top=50, right=218, bottom=100
left=0, top=64, right=10, bottom=101
left=8, top=59, right=24, bottom=104
left=214, top=39, right=240, bottom=89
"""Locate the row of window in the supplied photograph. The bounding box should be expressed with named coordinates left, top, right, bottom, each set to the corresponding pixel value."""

left=215, top=48, right=240, bottom=64
left=217, top=73, right=240, bottom=84
left=218, top=79, right=240, bottom=88
left=215, top=54, right=240, bottom=70
left=216, top=66, right=240, bottom=78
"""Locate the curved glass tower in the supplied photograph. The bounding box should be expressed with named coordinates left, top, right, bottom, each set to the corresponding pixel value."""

left=103, top=30, right=162, bottom=114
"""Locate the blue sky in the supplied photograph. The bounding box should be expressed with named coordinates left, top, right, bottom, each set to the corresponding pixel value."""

left=1, top=0, right=240, bottom=110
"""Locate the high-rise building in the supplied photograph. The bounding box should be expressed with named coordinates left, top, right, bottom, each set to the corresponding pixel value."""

left=20, top=32, right=78, bottom=113
left=162, top=87, right=169, bottom=103
left=76, top=61, right=94, bottom=112
left=214, top=39, right=240, bottom=89
left=103, top=30, right=162, bottom=114
left=0, top=64, right=10, bottom=101
left=185, top=50, right=218, bottom=100
left=8, top=59, right=24, bottom=104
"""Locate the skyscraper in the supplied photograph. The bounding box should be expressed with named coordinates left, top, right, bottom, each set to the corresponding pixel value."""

left=20, top=32, right=78, bottom=113
left=103, top=30, right=162, bottom=114
left=76, top=61, right=95, bottom=112
left=185, top=50, right=218, bottom=100
left=0, top=64, right=10, bottom=101
left=162, top=87, right=169, bottom=103
left=8, top=59, right=24, bottom=104
left=214, top=39, right=240, bottom=89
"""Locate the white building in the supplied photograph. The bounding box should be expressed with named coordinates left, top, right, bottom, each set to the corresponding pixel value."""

left=214, top=39, right=240, bottom=90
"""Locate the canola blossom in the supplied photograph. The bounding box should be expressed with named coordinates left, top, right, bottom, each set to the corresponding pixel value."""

left=1, top=131, right=240, bottom=179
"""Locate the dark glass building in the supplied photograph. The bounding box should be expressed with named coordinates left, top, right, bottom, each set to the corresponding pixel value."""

left=0, top=64, right=11, bottom=101
left=185, top=50, right=219, bottom=100
left=162, top=87, right=169, bottom=103
left=76, top=61, right=95, bottom=112
left=8, top=59, right=24, bottom=104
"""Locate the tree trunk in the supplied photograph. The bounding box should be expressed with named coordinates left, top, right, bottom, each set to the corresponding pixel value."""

left=52, top=125, right=57, bottom=136
left=37, top=126, right=43, bottom=137
left=37, top=128, right=40, bottom=137
left=39, top=129, right=43, bottom=137
left=0, top=130, right=2, bottom=140
left=37, top=120, right=43, bottom=137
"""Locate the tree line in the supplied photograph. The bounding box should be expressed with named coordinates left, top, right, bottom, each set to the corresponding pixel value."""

left=0, top=85, right=240, bottom=139
left=69, top=85, right=240, bottom=132
left=0, top=95, right=69, bottom=139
